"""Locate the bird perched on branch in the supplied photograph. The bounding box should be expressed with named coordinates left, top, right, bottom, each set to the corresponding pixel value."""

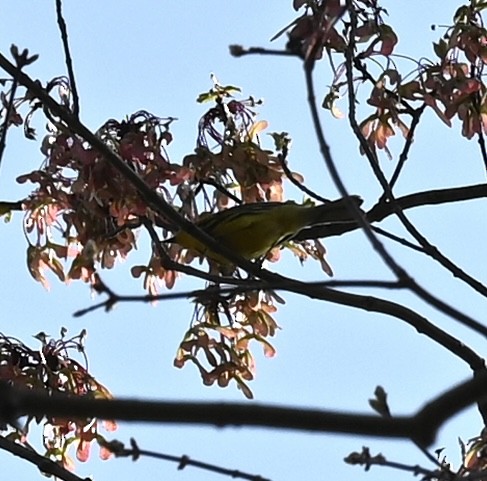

left=167, top=195, right=363, bottom=265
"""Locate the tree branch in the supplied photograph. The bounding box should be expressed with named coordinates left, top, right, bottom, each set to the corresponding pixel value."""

left=0, top=77, right=18, bottom=169
left=76, top=264, right=486, bottom=376
left=371, top=226, right=425, bottom=253
left=74, top=277, right=406, bottom=317
left=0, top=435, right=86, bottom=481
left=2, top=371, right=487, bottom=449
left=345, top=446, right=442, bottom=477
left=389, top=104, right=426, bottom=189
left=282, top=276, right=485, bottom=370
left=55, top=0, right=80, bottom=117
left=108, top=437, right=271, bottom=481
left=296, top=183, right=487, bottom=240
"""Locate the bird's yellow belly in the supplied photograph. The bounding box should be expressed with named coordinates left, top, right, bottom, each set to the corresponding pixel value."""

left=174, top=214, right=293, bottom=264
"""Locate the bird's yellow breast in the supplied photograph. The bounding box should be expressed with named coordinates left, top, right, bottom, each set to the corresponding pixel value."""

left=172, top=203, right=307, bottom=264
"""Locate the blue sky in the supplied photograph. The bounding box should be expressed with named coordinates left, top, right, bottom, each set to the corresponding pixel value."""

left=1, top=1, right=486, bottom=480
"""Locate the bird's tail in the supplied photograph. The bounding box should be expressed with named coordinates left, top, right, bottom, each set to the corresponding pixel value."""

left=306, top=195, right=363, bottom=225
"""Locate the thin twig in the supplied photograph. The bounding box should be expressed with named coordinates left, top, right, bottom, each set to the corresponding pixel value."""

left=55, top=0, right=80, bottom=117
left=199, top=179, right=242, bottom=204
left=229, top=45, right=300, bottom=59
left=110, top=438, right=271, bottom=481
left=0, top=78, right=18, bottom=168
left=73, top=278, right=406, bottom=317
left=477, top=128, right=487, bottom=174
left=414, top=443, right=443, bottom=467
left=277, top=147, right=329, bottom=202
left=345, top=446, right=442, bottom=477
left=472, top=76, right=487, bottom=174
left=389, top=104, right=426, bottom=189
left=375, top=460, right=436, bottom=475
left=372, top=226, right=425, bottom=253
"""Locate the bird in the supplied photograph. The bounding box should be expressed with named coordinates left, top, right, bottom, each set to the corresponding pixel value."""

left=166, top=195, right=363, bottom=265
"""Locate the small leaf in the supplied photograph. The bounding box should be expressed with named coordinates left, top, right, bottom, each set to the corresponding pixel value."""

left=270, top=16, right=300, bottom=41
left=255, top=335, right=276, bottom=358
left=454, top=5, right=469, bottom=23
left=433, top=39, right=449, bottom=59
left=33, top=331, right=49, bottom=344
left=247, top=120, right=268, bottom=140
left=196, top=91, right=217, bottom=104
left=378, top=25, right=398, bottom=56
left=235, top=376, right=254, bottom=399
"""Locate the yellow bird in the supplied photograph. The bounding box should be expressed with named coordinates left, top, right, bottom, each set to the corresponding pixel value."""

left=167, top=195, right=362, bottom=265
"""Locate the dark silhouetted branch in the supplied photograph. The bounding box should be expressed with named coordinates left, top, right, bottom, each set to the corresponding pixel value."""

left=0, top=79, right=18, bottom=169
left=0, top=435, right=86, bottom=481
left=107, top=437, right=271, bottom=481
left=74, top=276, right=405, bottom=317
left=389, top=104, right=426, bottom=189
left=296, top=183, right=487, bottom=240
left=2, top=372, right=487, bottom=449
left=55, top=0, right=80, bottom=117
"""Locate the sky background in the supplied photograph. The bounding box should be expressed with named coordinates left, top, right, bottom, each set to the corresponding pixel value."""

left=1, top=1, right=487, bottom=480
